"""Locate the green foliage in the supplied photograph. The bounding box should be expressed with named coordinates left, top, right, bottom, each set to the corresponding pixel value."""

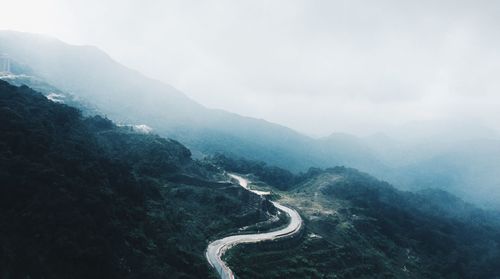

left=0, top=80, right=270, bottom=279
left=225, top=166, right=500, bottom=278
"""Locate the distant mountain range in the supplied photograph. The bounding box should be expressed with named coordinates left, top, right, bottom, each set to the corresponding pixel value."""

left=0, top=31, right=387, bottom=173
left=2, top=30, right=500, bottom=208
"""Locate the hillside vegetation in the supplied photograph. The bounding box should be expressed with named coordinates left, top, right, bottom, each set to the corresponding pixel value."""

left=216, top=160, right=500, bottom=278
left=0, top=80, right=275, bottom=279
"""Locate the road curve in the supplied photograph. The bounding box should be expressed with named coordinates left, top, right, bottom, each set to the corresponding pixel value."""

left=206, top=174, right=303, bottom=279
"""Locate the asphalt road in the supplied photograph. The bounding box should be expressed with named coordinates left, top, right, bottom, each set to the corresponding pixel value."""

left=205, top=174, right=302, bottom=279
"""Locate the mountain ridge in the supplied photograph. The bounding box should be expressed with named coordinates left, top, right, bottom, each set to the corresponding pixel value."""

left=3, top=30, right=500, bottom=208
left=0, top=79, right=276, bottom=278
left=0, top=30, right=389, bottom=175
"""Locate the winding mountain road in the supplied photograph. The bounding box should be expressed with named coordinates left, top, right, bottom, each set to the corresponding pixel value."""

left=206, top=174, right=303, bottom=279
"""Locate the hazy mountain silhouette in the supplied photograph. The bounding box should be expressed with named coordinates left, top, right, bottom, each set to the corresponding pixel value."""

left=0, top=30, right=386, bottom=174
left=3, top=30, right=500, bottom=208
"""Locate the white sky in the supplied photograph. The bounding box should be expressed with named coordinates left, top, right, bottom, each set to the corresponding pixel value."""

left=1, top=0, right=500, bottom=137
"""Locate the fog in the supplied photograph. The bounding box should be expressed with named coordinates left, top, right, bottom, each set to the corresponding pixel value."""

left=2, top=0, right=500, bottom=137
left=3, top=1, right=500, bottom=206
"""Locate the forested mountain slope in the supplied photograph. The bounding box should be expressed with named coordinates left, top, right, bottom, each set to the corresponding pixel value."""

left=213, top=158, right=500, bottom=278
left=0, top=80, right=274, bottom=279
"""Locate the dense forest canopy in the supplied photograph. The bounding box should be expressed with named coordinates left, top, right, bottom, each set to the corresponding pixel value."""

left=0, top=80, right=273, bottom=278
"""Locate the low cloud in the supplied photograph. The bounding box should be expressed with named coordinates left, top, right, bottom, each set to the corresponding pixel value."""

left=1, top=0, right=499, bottom=136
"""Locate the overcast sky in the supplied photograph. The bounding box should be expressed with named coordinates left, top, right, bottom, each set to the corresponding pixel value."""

left=1, top=0, right=500, bottom=136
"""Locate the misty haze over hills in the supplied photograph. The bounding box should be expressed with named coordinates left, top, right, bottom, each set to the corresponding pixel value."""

left=5, top=0, right=500, bottom=137
left=2, top=30, right=500, bottom=208
left=3, top=1, right=500, bottom=278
